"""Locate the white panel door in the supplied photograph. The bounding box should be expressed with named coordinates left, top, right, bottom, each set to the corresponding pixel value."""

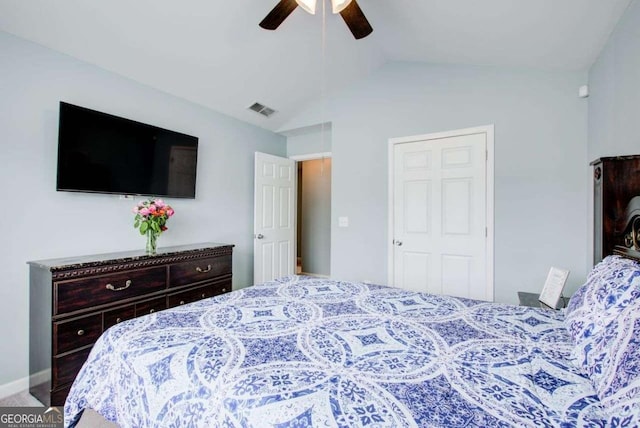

left=391, top=131, right=490, bottom=300
left=254, top=152, right=296, bottom=284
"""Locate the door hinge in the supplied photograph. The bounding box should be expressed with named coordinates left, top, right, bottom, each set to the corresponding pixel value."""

left=485, top=227, right=488, bottom=237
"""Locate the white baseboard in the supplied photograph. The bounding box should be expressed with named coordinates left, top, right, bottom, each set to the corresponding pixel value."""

left=0, top=376, right=28, bottom=400
left=0, top=370, right=49, bottom=400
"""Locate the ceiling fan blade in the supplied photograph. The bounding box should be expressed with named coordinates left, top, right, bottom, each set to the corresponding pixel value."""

left=339, top=0, right=373, bottom=39
left=259, top=0, right=299, bottom=30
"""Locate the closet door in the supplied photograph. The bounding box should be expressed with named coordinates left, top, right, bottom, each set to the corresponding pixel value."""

left=390, top=128, right=492, bottom=301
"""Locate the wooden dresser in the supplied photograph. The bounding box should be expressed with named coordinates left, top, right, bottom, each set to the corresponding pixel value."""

left=28, top=242, right=233, bottom=407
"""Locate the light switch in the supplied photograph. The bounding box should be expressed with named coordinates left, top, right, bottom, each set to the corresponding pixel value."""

left=338, top=216, right=349, bottom=227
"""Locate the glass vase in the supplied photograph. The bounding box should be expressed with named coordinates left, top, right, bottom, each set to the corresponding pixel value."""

left=146, top=230, right=159, bottom=255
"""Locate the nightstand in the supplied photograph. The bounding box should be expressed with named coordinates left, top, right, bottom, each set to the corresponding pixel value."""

left=517, top=291, right=570, bottom=309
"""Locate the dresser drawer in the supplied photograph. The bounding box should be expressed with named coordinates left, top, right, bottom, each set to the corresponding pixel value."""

left=51, top=384, right=72, bottom=407
left=54, top=313, right=102, bottom=355
left=55, top=267, right=166, bottom=315
left=136, top=297, right=167, bottom=316
left=104, top=304, right=135, bottom=330
left=167, top=280, right=230, bottom=308
left=52, top=347, right=92, bottom=388
left=169, top=255, right=231, bottom=288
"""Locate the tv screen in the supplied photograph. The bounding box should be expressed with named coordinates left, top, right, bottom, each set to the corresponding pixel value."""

left=56, top=102, right=198, bottom=199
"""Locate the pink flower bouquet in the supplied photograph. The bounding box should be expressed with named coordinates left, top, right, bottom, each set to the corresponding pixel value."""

left=133, top=199, right=175, bottom=253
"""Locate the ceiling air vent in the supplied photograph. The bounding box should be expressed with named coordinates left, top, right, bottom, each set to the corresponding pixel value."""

left=248, top=102, right=276, bottom=118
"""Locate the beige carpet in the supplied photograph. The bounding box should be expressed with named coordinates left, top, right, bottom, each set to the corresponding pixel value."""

left=0, top=390, right=43, bottom=407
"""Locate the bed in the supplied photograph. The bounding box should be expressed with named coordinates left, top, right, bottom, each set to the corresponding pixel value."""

left=64, top=254, right=640, bottom=427
left=65, top=183, right=640, bottom=427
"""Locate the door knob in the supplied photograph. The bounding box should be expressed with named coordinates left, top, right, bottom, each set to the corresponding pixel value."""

left=393, top=240, right=403, bottom=246
left=255, top=233, right=264, bottom=239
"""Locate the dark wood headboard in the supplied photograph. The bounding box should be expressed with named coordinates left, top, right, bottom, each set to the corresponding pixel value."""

left=613, top=195, right=640, bottom=262
left=592, top=155, right=640, bottom=263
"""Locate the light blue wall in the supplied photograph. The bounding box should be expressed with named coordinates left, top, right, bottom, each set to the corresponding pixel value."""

left=282, top=62, right=589, bottom=305
left=286, top=125, right=332, bottom=157
left=588, top=0, right=640, bottom=160
left=0, top=31, right=286, bottom=388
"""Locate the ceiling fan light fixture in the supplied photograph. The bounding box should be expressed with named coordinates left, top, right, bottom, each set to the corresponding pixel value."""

left=260, top=0, right=372, bottom=39
left=330, top=0, right=352, bottom=14
left=295, top=0, right=316, bottom=14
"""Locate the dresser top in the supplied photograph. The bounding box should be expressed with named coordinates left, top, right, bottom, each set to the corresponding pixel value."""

left=28, top=243, right=233, bottom=271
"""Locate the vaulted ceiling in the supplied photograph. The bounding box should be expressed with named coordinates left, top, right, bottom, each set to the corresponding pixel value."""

left=0, top=0, right=632, bottom=132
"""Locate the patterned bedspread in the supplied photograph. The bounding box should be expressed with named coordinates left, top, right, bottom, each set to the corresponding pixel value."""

left=65, top=276, right=612, bottom=427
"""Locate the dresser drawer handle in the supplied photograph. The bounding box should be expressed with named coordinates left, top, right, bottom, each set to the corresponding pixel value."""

left=106, top=279, right=132, bottom=291
left=149, top=309, right=155, bottom=314
left=116, top=317, right=122, bottom=323
left=222, top=288, right=227, bottom=293
left=196, top=265, right=212, bottom=273
left=77, top=329, right=85, bottom=336
left=179, top=300, right=185, bottom=305
left=201, top=293, right=206, bottom=298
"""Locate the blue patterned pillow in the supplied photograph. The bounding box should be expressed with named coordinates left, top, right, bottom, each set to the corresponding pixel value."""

left=564, top=255, right=640, bottom=344
left=580, top=303, right=640, bottom=399
left=564, top=255, right=623, bottom=317
left=563, top=255, right=640, bottom=399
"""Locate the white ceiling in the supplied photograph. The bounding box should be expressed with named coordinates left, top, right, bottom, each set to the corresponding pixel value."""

left=0, top=0, right=632, bottom=132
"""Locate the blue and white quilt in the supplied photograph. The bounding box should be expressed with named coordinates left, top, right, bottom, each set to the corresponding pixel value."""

left=65, top=276, right=622, bottom=427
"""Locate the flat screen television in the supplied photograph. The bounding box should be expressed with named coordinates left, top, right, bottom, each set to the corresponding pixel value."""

left=56, top=102, right=198, bottom=199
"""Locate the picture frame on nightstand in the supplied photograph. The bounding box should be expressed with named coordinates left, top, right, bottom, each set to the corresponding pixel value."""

left=538, top=267, right=570, bottom=309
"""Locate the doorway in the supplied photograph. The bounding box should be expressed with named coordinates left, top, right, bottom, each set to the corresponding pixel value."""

left=294, top=156, right=332, bottom=277
left=253, top=151, right=332, bottom=284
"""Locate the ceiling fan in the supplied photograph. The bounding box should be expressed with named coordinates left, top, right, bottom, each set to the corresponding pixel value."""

left=259, top=0, right=373, bottom=40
